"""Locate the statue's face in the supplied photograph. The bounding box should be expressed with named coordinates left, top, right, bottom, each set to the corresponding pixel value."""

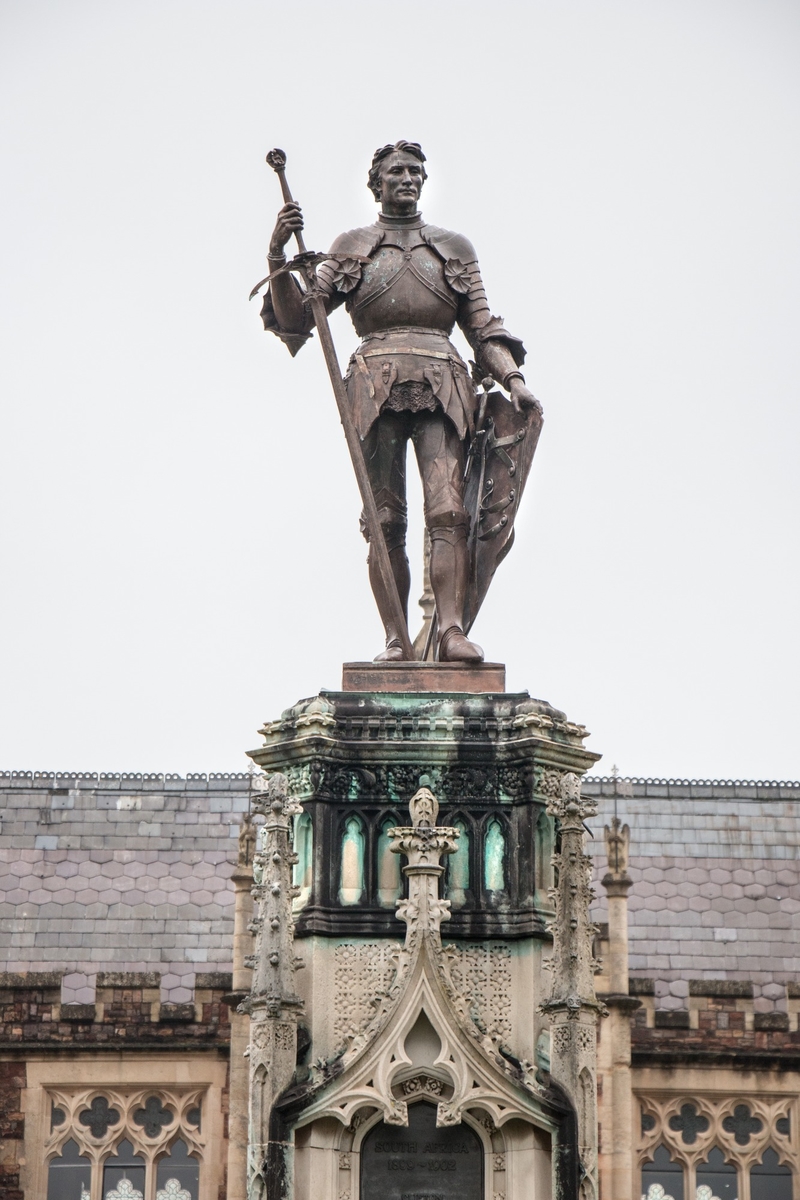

left=378, top=150, right=425, bottom=210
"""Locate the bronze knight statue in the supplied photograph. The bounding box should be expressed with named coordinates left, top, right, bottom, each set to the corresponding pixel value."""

left=257, top=141, right=542, bottom=663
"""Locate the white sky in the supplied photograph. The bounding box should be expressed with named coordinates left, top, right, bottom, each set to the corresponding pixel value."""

left=1, top=0, right=798, bottom=780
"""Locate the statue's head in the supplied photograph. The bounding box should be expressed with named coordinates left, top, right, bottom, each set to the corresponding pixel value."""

left=368, top=140, right=427, bottom=205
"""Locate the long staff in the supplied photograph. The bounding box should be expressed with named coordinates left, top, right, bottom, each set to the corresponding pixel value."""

left=265, top=149, right=414, bottom=661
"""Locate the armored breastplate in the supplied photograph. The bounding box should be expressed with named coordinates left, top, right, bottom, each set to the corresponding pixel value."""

left=350, top=234, right=458, bottom=337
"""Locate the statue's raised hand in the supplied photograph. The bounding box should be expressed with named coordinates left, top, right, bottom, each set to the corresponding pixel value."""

left=269, top=202, right=304, bottom=257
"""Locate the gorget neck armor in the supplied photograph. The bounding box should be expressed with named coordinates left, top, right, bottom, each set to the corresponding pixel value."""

left=377, top=211, right=424, bottom=229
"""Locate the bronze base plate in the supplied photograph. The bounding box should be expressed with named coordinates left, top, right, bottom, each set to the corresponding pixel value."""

left=341, top=661, right=506, bottom=694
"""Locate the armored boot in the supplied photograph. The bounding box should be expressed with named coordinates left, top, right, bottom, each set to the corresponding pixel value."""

left=368, top=542, right=412, bottom=661
left=429, top=516, right=484, bottom=663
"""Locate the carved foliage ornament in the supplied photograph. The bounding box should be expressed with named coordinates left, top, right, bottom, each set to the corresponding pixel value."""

left=286, top=760, right=529, bottom=803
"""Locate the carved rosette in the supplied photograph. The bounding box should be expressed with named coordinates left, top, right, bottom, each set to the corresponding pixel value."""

left=540, top=771, right=604, bottom=1200
left=243, top=773, right=305, bottom=1200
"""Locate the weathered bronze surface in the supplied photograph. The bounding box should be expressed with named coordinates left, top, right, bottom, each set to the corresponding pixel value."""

left=257, top=141, right=542, bottom=664
left=360, top=1101, right=483, bottom=1200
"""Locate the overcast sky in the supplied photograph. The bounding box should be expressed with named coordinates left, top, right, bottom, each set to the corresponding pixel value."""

left=1, top=0, right=798, bottom=780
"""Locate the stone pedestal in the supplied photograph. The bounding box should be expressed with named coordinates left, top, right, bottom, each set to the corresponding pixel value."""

left=244, top=685, right=602, bottom=1200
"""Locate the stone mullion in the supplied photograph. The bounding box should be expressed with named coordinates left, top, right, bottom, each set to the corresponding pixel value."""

left=88, top=1144, right=104, bottom=1200
left=143, top=1144, right=159, bottom=1200
left=738, top=1161, right=752, bottom=1200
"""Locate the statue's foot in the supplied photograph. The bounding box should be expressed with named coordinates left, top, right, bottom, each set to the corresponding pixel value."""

left=439, top=626, right=484, bottom=663
left=374, top=638, right=405, bottom=663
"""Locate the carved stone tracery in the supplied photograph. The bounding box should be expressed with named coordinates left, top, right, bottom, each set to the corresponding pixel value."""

left=333, top=942, right=403, bottom=1045
left=638, top=1093, right=798, bottom=1175
left=45, top=1086, right=205, bottom=1168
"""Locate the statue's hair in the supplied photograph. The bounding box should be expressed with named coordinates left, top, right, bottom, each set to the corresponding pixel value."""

left=368, top=141, right=427, bottom=200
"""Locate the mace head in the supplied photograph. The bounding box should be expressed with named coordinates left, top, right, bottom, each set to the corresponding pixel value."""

left=266, top=148, right=287, bottom=173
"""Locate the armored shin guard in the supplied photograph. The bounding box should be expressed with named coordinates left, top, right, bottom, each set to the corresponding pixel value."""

left=428, top=512, right=483, bottom=663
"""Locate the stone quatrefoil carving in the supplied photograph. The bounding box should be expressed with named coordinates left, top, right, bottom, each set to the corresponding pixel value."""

left=133, top=1096, right=173, bottom=1138
left=639, top=1094, right=797, bottom=1177
left=721, top=1103, right=763, bottom=1145
left=79, top=1096, right=120, bottom=1139
left=44, top=1086, right=205, bottom=1167
left=668, top=1102, right=710, bottom=1145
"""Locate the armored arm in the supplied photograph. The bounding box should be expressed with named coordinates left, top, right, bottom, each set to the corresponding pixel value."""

left=456, top=262, right=541, bottom=414
left=259, top=206, right=348, bottom=356
left=455, top=256, right=525, bottom=382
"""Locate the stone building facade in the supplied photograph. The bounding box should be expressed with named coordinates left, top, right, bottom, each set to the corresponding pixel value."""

left=587, top=776, right=800, bottom=1200
left=0, top=767, right=798, bottom=1199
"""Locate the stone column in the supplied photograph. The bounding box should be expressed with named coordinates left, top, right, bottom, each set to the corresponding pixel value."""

left=599, top=816, right=640, bottom=1200
left=242, top=774, right=303, bottom=1200
left=227, top=813, right=256, bottom=1200
left=541, top=772, right=606, bottom=1200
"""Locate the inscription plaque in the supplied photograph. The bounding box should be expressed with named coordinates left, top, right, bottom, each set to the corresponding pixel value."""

left=360, top=1101, right=483, bottom=1200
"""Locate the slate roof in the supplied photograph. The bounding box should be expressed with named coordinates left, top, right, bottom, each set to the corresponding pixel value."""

left=0, top=771, right=251, bottom=1002
left=584, top=777, right=800, bottom=1013
left=1, top=770, right=798, bottom=1013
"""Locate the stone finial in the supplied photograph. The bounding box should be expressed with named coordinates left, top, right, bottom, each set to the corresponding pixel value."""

left=388, top=785, right=459, bottom=942
left=409, top=783, right=439, bottom=828
left=603, top=817, right=632, bottom=889
left=238, top=812, right=258, bottom=868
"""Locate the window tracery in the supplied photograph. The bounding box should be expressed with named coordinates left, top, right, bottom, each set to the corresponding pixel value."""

left=44, top=1087, right=204, bottom=1200
left=638, top=1093, right=797, bottom=1200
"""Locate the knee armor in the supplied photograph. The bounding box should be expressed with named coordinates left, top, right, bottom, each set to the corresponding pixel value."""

left=427, top=508, right=470, bottom=546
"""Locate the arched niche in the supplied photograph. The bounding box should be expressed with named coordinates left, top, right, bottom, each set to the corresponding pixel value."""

left=292, top=811, right=313, bottom=911
left=376, top=816, right=402, bottom=908
left=445, top=816, right=471, bottom=908
left=339, top=815, right=366, bottom=906
left=483, top=816, right=507, bottom=894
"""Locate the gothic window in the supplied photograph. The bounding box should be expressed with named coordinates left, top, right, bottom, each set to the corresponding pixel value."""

left=292, top=811, right=313, bottom=911
left=339, top=816, right=365, bottom=905
left=641, top=1144, right=684, bottom=1200
left=46, top=1138, right=91, bottom=1200
left=750, top=1147, right=792, bottom=1200
left=695, top=1146, right=737, bottom=1198
left=638, top=1095, right=797, bottom=1200
left=483, top=817, right=506, bottom=893
left=45, top=1089, right=204, bottom=1200
left=155, top=1139, right=200, bottom=1200
left=376, top=817, right=402, bottom=908
left=446, top=818, right=470, bottom=908
left=102, top=1138, right=146, bottom=1199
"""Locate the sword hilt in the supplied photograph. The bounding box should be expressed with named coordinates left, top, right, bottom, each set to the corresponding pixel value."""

left=266, top=148, right=308, bottom=255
